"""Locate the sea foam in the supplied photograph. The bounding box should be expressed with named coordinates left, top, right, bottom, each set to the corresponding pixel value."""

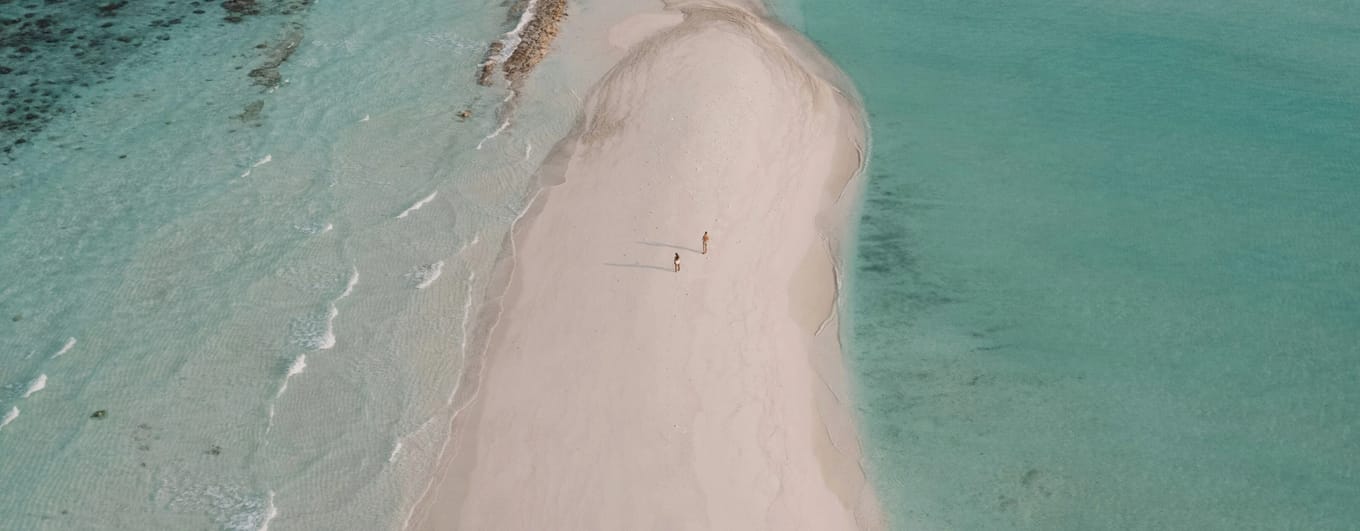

left=476, top=12, right=532, bottom=150
left=410, top=261, right=444, bottom=289
left=239, top=154, right=272, bottom=178
left=22, top=374, right=46, bottom=399
left=315, top=306, right=338, bottom=350
left=449, top=271, right=477, bottom=405
left=396, top=191, right=438, bottom=219
left=339, top=266, right=359, bottom=299
left=159, top=479, right=276, bottom=531
left=287, top=266, right=356, bottom=350
left=476, top=113, right=513, bottom=150
left=259, top=490, right=278, bottom=531
left=492, top=0, right=538, bottom=66
left=459, top=272, right=476, bottom=350
left=0, top=407, right=16, bottom=430
left=294, top=222, right=332, bottom=235
left=290, top=306, right=337, bottom=350
left=276, top=354, right=308, bottom=398
left=53, top=337, right=76, bottom=358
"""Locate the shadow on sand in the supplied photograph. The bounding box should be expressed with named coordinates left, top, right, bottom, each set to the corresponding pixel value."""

left=604, top=262, right=675, bottom=272
left=636, top=240, right=702, bottom=254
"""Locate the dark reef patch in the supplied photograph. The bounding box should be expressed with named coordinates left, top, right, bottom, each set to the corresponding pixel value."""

left=0, top=0, right=317, bottom=158
left=246, top=23, right=302, bottom=89
left=234, top=98, right=263, bottom=124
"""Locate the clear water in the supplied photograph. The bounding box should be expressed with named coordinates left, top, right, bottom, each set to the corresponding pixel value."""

left=784, top=0, right=1360, bottom=528
left=0, top=0, right=581, bottom=528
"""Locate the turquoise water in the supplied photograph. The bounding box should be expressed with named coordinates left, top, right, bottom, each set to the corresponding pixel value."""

left=1, top=0, right=581, bottom=528
left=785, top=0, right=1360, bottom=528
left=7, top=0, right=1358, bottom=528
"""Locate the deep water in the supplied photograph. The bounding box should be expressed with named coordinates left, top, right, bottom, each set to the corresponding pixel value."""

left=783, top=0, right=1360, bottom=528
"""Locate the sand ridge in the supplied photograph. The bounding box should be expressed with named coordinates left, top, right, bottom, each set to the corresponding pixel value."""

left=412, top=1, right=880, bottom=529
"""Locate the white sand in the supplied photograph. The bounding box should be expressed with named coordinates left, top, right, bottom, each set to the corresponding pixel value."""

left=412, top=1, right=880, bottom=529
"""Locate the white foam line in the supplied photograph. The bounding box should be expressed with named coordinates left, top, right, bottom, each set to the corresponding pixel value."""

left=0, top=407, right=16, bottom=430
left=297, top=267, right=357, bottom=355
left=449, top=272, right=477, bottom=405
left=455, top=232, right=481, bottom=255
left=22, top=374, right=46, bottom=399
left=476, top=117, right=512, bottom=151
left=316, top=305, right=338, bottom=350
left=396, top=191, right=438, bottom=219
left=259, top=490, right=278, bottom=531
left=403, top=186, right=547, bottom=531
left=286, top=354, right=308, bottom=379
left=387, top=415, right=440, bottom=465
left=276, top=354, right=308, bottom=398
left=414, top=415, right=437, bottom=434
left=339, top=266, right=359, bottom=299
left=53, top=337, right=76, bottom=358
left=415, top=261, right=444, bottom=290
left=481, top=0, right=538, bottom=69
left=240, top=154, right=273, bottom=178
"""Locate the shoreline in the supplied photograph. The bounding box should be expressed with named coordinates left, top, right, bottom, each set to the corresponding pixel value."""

left=409, top=1, right=881, bottom=528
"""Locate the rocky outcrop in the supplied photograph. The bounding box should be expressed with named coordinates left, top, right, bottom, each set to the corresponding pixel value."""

left=477, top=0, right=567, bottom=86
left=502, top=0, right=566, bottom=82
left=478, top=41, right=504, bottom=86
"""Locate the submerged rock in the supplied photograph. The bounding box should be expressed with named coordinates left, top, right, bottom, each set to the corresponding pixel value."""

left=98, top=2, right=128, bottom=17
left=246, top=25, right=303, bottom=89
left=235, top=99, right=264, bottom=122
left=502, top=0, right=566, bottom=83
left=477, top=0, right=566, bottom=86
left=477, top=41, right=503, bottom=86
left=220, top=0, right=260, bottom=16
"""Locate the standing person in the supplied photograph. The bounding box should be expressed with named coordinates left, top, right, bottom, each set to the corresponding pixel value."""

left=674, top=253, right=681, bottom=273
left=702, top=231, right=710, bottom=255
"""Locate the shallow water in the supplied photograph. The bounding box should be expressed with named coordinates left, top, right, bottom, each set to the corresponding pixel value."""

left=784, top=0, right=1360, bottom=528
left=0, top=0, right=580, bottom=528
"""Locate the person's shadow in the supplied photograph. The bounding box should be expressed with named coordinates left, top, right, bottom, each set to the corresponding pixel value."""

left=635, top=240, right=701, bottom=254
left=604, top=262, right=673, bottom=272
left=603, top=241, right=698, bottom=272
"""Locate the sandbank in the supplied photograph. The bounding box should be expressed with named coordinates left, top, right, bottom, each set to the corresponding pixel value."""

left=411, top=1, right=880, bottom=528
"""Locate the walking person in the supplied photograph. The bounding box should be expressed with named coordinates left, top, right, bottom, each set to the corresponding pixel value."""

left=674, top=253, right=681, bottom=273
left=702, top=231, right=710, bottom=255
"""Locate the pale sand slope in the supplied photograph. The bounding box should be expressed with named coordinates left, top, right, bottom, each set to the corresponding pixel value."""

left=414, top=2, right=880, bottom=529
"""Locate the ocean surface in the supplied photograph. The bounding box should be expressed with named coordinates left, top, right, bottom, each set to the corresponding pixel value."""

left=7, top=0, right=1358, bottom=529
left=0, top=0, right=582, bottom=528
left=781, top=0, right=1360, bottom=528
